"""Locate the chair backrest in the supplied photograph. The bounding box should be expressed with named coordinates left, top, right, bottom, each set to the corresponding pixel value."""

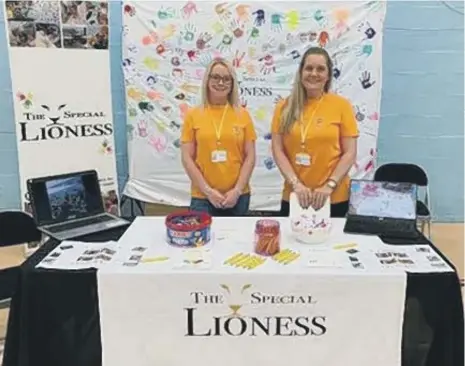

left=0, top=211, right=42, bottom=302
left=0, top=211, right=42, bottom=247
left=374, top=163, right=428, bottom=187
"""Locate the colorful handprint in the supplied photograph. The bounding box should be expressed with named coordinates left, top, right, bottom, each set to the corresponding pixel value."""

left=358, top=21, right=376, bottom=39
left=180, top=83, right=200, bottom=94
left=215, top=3, right=232, bottom=20
left=230, top=19, right=245, bottom=38
left=253, top=9, right=265, bottom=26
left=356, top=43, right=373, bottom=57
left=124, top=4, right=135, bottom=16
left=160, top=24, right=176, bottom=40
left=157, top=7, right=175, bottom=20
left=243, top=61, right=257, bottom=76
left=218, top=34, right=234, bottom=52
left=258, top=54, right=276, bottom=75
left=271, top=13, right=284, bottom=31
left=148, top=134, right=167, bottom=153
left=318, top=31, right=329, bottom=47
left=143, top=56, right=159, bottom=70
left=236, top=4, right=250, bottom=21
left=254, top=106, right=267, bottom=121
left=141, top=32, right=158, bottom=46
left=368, top=112, right=379, bottom=121
left=261, top=37, right=276, bottom=53
left=248, top=27, right=260, bottom=44
left=137, top=120, right=148, bottom=138
left=211, top=21, right=224, bottom=34
left=127, top=87, right=144, bottom=101
left=313, top=9, right=326, bottom=26
left=285, top=10, right=300, bottom=31
left=126, top=124, right=135, bottom=140
left=147, top=90, right=163, bottom=101
left=182, top=1, right=198, bottom=19
left=232, top=50, right=246, bottom=68
left=359, top=71, right=375, bottom=89
left=181, top=23, right=197, bottom=42
left=196, top=32, right=212, bottom=50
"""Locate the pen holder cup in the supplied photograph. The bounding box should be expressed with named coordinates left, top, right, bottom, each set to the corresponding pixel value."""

left=254, top=219, right=281, bottom=256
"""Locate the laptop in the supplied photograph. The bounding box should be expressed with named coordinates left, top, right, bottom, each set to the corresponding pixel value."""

left=343, top=179, right=421, bottom=239
left=27, top=170, right=130, bottom=241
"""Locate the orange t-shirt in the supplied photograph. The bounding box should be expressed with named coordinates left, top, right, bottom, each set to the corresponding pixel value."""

left=181, top=104, right=257, bottom=198
left=271, top=93, right=359, bottom=203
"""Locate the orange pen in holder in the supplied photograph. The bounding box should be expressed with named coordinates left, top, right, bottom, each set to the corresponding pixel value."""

left=254, top=219, right=281, bottom=256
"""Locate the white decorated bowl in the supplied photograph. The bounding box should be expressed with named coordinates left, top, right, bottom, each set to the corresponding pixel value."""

left=289, top=193, right=332, bottom=245
left=291, top=216, right=331, bottom=244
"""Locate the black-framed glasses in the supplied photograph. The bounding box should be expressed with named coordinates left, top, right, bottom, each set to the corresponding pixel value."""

left=209, top=74, right=232, bottom=84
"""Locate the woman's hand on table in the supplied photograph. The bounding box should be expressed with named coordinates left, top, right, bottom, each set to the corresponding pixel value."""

left=221, top=188, right=241, bottom=209
left=294, top=182, right=312, bottom=209
left=311, top=185, right=333, bottom=210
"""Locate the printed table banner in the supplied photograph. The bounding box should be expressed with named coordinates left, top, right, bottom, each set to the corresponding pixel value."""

left=122, top=1, right=387, bottom=209
left=98, top=272, right=406, bottom=366
left=4, top=0, right=119, bottom=215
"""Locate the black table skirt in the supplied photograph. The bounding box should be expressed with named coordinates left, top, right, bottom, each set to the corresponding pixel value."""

left=3, top=226, right=464, bottom=366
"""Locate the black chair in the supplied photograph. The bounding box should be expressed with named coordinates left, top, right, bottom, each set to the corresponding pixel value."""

left=0, top=211, right=42, bottom=310
left=374, top=163, right=432, bottom=238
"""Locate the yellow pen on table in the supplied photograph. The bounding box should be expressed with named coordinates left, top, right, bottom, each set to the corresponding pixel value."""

left=333, top=242, right=357, bottom=250
left=224, top=253, right=244, bottom=265
left=245, top=256, right=265, bottom=270
left=273, top=249, right=299, bottom=264
left=234, top=254, right=253, bottom=267
left=282, top=252, right=300, bottom=265
left=141, top=256, right=170, bottom=263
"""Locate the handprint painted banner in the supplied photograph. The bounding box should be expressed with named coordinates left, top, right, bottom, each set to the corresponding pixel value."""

left=122, top=1, right=387, bottom=209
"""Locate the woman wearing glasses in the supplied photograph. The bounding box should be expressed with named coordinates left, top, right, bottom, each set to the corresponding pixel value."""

left=180, top=58, right=257, bottom=216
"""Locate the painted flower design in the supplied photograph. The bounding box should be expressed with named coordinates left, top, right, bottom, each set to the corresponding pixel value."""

left=17, top=91, right=33, bottom=109
left=100, top=139, right=113, bottom=154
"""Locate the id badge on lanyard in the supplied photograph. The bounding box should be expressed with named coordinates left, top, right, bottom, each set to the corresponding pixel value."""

left=211, top=150, right=227, bottom=163
left=295, top=153, right=311, bottom=166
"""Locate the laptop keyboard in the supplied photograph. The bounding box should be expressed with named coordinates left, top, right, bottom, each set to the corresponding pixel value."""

left=344, top=218, right=420, bottom=238
left=46, top=215, right=114, bottom=233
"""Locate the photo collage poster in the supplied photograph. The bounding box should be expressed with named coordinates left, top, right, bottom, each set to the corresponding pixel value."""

left=4, top=1, right=120, bottom=222
left=122, top=1, right=387, bottom=209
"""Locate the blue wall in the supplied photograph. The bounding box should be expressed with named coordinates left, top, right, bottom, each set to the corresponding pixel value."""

left=0, top=1, right=463, bottom=222
left=378, top=1, right=464, bottom=222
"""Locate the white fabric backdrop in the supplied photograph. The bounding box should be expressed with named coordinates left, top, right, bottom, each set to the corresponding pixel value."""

left=122, top=1, right=387, bottom=209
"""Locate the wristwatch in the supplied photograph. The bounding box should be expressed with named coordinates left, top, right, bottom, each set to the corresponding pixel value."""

left=326, top=179, right=337, bottom=190
left=288, top=176, right=300, bottom=190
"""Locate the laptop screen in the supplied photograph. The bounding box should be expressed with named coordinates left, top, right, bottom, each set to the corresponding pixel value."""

left=348, top=180, right=417, bottom=220
left=28, top=171, right=103, bottom=225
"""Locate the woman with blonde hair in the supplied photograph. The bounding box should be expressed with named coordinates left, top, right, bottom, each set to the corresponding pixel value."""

left=180, top=58, right=257, bottom=216
left=271, top=47, right=359, bottom=217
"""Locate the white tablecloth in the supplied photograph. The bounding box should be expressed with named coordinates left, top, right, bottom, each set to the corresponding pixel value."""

left=95, top=217, right=418, bottom=366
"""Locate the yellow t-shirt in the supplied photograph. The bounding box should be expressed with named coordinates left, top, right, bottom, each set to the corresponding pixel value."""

left=181, top=104, right=257, bottom=198
left=271, top=93, right=359, bottom=203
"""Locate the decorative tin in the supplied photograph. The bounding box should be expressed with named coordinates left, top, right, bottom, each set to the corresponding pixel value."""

left=165, top=211, right=212, bottom=247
